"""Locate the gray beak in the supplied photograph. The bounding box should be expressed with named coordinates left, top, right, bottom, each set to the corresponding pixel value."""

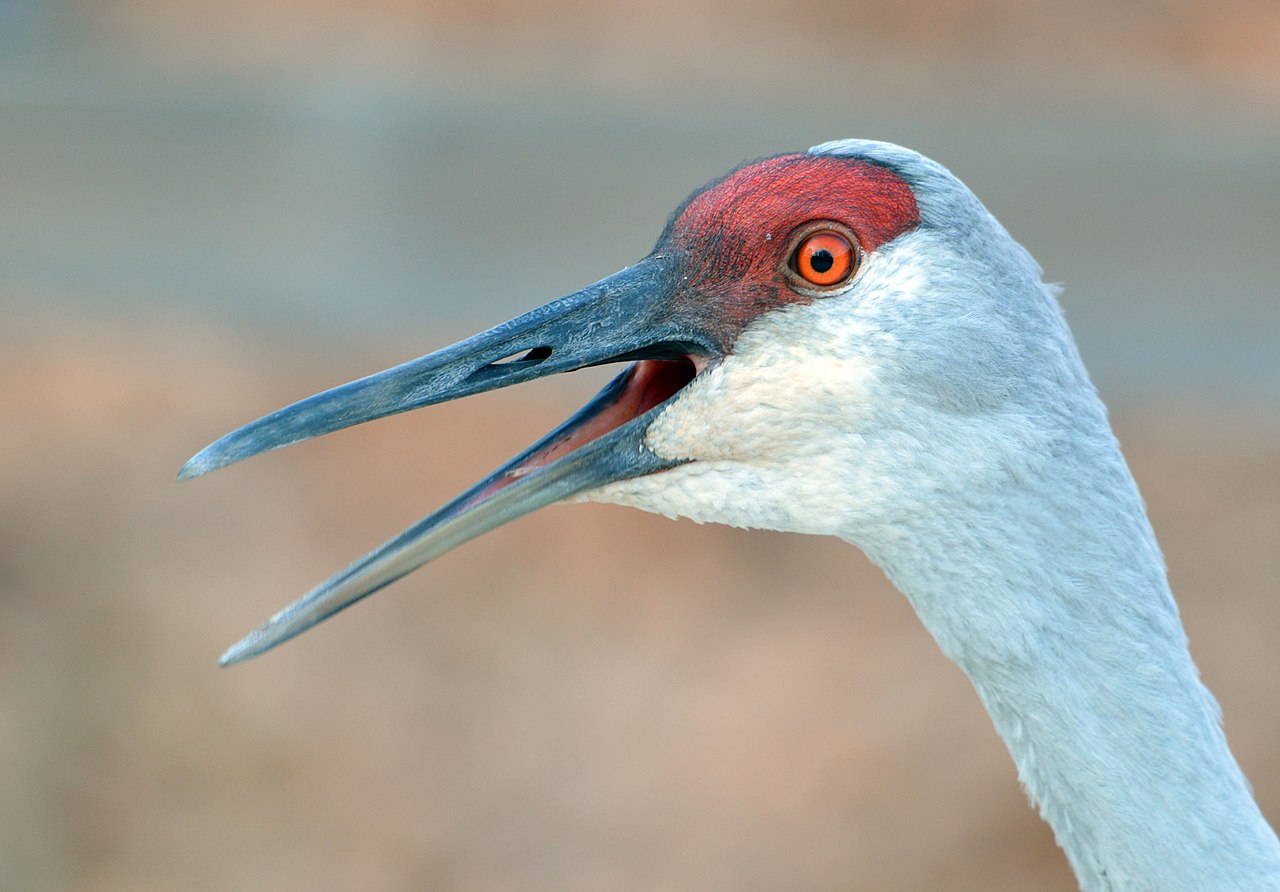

left=180, top=254, right=712, bottom=664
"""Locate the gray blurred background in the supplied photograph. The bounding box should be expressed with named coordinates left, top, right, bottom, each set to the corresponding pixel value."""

left=2, top=2, right=1278, bottom=890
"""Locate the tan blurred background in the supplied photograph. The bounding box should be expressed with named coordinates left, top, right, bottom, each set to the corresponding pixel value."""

left=2, top=2, right=1279, bottom=890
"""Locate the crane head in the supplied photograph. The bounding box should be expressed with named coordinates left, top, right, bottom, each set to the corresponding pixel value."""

left=181, top=139, right=1054, bottom=664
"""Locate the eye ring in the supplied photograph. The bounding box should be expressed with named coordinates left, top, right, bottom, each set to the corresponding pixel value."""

left=783, top=222, right=861, bottom=292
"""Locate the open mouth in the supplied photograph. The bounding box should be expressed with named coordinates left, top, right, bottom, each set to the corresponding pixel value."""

left=205, top=355, right=702, bottom=665
left=532, top=355, right=701, bottom=463
left=178, top=250, right=718, bottom=664
left=480, top=357, right=700, bottom=494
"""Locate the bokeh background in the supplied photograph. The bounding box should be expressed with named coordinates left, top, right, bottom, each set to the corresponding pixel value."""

left=3, top=2, right=1278, bottom=890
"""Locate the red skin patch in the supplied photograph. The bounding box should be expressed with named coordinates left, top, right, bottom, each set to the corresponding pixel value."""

left=656, top=152, right=920, bottom=350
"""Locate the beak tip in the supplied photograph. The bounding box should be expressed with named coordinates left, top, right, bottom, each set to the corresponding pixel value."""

left=218, top=636, right=257, bottom=667
left=177, top=444, right=228, bottom=481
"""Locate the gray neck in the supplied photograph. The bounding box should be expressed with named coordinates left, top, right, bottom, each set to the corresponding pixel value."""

left=856, top=403, right=1280, bottom=890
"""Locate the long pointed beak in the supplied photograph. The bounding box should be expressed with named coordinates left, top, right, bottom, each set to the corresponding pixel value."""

left=180, top=255, right=711, bottom=664
left=180, top=255, right=698, bottom=480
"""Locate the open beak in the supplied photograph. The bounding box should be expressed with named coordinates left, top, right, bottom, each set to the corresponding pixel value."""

left=180, top=253, right=713, bottom=665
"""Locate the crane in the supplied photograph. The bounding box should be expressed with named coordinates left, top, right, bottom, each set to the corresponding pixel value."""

left=180, top=140, right=1280, bottom=890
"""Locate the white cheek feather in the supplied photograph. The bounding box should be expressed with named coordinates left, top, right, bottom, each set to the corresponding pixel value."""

left=583, top=339, right=878, bottom=534
left=648, top=348, right=876, bottom=464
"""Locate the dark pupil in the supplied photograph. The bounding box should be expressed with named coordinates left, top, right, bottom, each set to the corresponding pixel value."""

left=809, top=249, right=834, bottom=273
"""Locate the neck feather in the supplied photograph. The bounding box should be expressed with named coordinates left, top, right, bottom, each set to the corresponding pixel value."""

left=857, top=398, right=1280, bottom=890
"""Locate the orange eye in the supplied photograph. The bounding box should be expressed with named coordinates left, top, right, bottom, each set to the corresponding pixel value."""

left=791, top=230, right=857, bottom=288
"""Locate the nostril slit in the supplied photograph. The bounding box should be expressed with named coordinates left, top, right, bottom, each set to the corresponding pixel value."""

left=489, top=346, right=553, bottom=366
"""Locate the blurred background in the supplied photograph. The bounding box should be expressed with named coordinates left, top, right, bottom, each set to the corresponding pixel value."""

left=2, top=2, right=1278, bottom=889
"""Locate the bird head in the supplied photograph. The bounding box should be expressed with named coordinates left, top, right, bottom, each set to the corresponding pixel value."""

left=181, top=139, right=1065, bottom=663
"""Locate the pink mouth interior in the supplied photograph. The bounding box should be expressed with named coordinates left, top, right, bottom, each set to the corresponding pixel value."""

left=463, top=357, right=700, bottom=507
